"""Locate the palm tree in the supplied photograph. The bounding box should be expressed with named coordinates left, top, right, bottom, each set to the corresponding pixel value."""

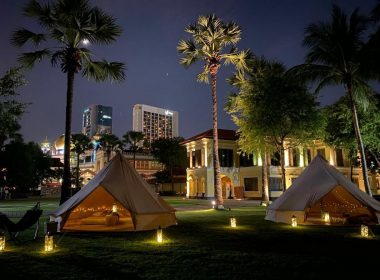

left=11, top=0, right=125, bottom=204
left=98, top=134, right=122, bottom=163
left=177, top=14, right=250, bottom=209
left=71, top=133, right=93, bottom=189
left=291, top=5, right=375, bottom=196
left=122, top=131, right=144, bottom=168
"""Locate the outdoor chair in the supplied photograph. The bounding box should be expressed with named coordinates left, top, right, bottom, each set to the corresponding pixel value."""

left=0, top=202, right=43, bottom=242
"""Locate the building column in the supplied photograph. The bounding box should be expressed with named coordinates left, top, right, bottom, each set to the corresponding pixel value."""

left=203, top=142, right=208, bottom=167
left=299, top=147, right=305, bottom=167
left=284, top=149, right=290, bottom=167
left=329, top=149, right=335, bottom=166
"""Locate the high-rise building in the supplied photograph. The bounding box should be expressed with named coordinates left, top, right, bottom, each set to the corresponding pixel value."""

left=133, top=104, right=179, bottom=143
left=82, top=105, right=113, bottom=137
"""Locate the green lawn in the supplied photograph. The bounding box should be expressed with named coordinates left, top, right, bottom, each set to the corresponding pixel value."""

left=0, top=197, right=379, bottom=279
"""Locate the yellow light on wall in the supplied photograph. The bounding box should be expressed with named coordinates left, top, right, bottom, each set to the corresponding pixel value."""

left=322, top=212, right=330, bottom=224
left=44, top=233, right=54, bottom=252
left=230, top=217, right=237, bottom=228
left=361, top=225, right=369, bottom=237
left=291, top=215, right=297, bottom=227
left=157, top=226, right=163, bottom=243
left=0, top=232, right=5, bottom=252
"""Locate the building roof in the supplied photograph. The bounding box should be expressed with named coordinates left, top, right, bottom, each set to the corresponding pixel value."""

left=182, top=129, right=237, bottom=144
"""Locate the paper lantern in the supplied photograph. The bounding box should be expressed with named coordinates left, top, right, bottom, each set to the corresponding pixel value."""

left=0, top=232, right=5, bottom=252
left=157, top=226, right=163, bottom=243
left=230, top=217, right=237, bottom=228
left=361, top=225, right=369, bottom=237
left=44, top=233, right=54, bottom=252
left=291, top=216, right=297, bottom=227
left=112, top=202, right=118, bottom=213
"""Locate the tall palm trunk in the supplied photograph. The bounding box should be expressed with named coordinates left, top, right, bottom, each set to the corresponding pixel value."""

left=211, top=72, right=223, bottom=208
left=133, top=150, right=136, bottom=168
left=60, top=70, right=74, bottom=205
left=76, top=153, right=80, bottom=189
left=261, top=150, right=270, bottom=204
left=280, top=143, right=286, bottom=191
left=347, top=83, right=372, bottom=196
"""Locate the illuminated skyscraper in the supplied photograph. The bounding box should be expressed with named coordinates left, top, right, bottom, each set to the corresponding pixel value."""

left=133, top=104, right=178, bottom=143
left=82, top=105, right=113, bottom=137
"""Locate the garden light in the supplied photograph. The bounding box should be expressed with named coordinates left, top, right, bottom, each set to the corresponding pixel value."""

left=291, top=215, right=297, bottom=227
left=361, top=225, right=369, bottom=237
left=44, top=232, right=54, bottom=252
left=157, top=226, right=163, bottom=243
left=0, top=232, right=5, bottom=252
left=230, top=217, right=237, bottom=228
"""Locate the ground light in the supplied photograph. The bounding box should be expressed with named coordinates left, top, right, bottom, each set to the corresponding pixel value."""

left=230, top=217, right=237, bottom=228
left=291, top=215, right=297, bottom=227
left=0, top=232, right=5, bottom=252
left=44, top=233, right=54, bottom=252
left=211, top=200, right=216, bottom=209
left=361, top=225, right=369, bottom=237
left=157, top=226, right=163, bottom=243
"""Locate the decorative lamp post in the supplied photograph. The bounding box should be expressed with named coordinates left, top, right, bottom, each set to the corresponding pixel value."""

left=230, top=217, right=237, bottom=228
left=291, top=215, right=297, bottom=227
left=0, top=232, right=5, bottom=252
left=44, top=232, right=54, bottom=252
left=157, top=226, right=163, bottom=243
left=361, top=225, right=369, bottom=237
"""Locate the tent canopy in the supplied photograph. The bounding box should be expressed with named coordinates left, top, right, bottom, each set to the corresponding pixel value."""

left=265, top=154, right=380, bottom=225
left=51, top=153, right=177, bottom=232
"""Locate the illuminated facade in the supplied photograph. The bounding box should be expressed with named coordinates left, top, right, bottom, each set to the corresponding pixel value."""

left=183, top=129, right=380, bottom=200
left=82, top=105, right=112, bottom=137
left=133, top=104, right=178, bottom=143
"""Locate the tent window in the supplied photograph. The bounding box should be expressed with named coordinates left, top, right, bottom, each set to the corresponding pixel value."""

left=244, top=177, right=258, bottom=191
left=269, top=177, right=282, bottom=191
left=336, top=149, right=344, bottom=167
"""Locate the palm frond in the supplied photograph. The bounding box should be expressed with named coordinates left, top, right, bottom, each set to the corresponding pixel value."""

left=196, top=66, right=209, bottom=84
left=82, top=59, right=125, bottom=82
left=18, top=49, right=50, bottom=68
left=23, top=0, right=53, bottom=27
left=11, top=28, right=46, bottom=47
left=222, top=49, right=250, bottom=72
left=177, top=39, right=196, bottom=54
left=87, top=7, right=122, bottom=44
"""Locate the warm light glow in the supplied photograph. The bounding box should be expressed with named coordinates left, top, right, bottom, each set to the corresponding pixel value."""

left=322, top=212, right=330, bottom=224
left=230, top=217, right=237, bottom=228
left=291, top=216, right=297, bottom=227
left=211, top=200, right=216, bottom=209
left=157, top=226, right=163, bottom=243
left=112, top=203, right=118, bottom=213
left=44, top=234, right=54, bottom=252
left=0, top=233, right=5, bottom=252
left=361, top=225, right=369, bottom=237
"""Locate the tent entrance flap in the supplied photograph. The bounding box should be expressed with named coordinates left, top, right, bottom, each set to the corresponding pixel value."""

left=306, top=185, right=377, bottom=224
left=63, top=186, right=134, bottom=232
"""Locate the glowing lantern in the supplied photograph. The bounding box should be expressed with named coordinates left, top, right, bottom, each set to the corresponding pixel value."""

left=211, top=200, right=216, bottom=209
left=157, top=226, right=163, bottom=243
left=361, top=225, right=369, bottom=237
left=322, top=212, right=330, bottom=224
left=0, top=232, right=5, bottom=252
left=230, top=217, right=237, bottom=228
left=112, top=202, right=118, bottom=213
left=291, top=215, right=297, bottom=227
left=44, top=233, right=54, bottom=252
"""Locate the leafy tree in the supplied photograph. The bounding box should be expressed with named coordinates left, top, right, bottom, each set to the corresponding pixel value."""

left=98, top=133, right=122, bottom=162
left=0, top=140, right=53, bottom=194
left=227, top=58, right=322, bottom=193
left=12, top=0, right=126, bottom=204
left=151, top=137, right=187, bottom=192
left=122, top=131, right=144, bottom=168
left=323, top=95, right=380, bottom=175
left=290, top=5, right=377, bottom=196
left=0, top=67, right=27, bottom=148
left=177, top=14, right=250, bottom=208
left=71, top=133, right=93, bottom=188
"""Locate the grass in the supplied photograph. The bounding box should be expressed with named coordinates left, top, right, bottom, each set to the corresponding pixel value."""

left=0, top=197, right=379, bottom=279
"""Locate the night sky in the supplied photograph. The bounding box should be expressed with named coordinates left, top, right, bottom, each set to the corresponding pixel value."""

left=0, top=0, right=377, bottom=144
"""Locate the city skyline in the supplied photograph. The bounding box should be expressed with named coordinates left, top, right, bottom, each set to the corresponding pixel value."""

left=0, top=0, right=378, bottom=143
